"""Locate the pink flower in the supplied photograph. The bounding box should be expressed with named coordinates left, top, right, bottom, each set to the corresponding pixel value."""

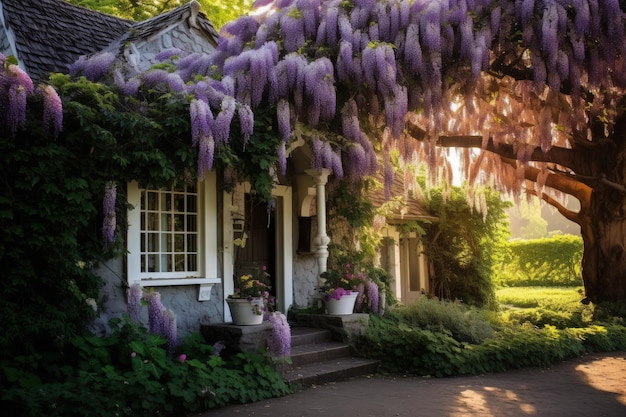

left=178, top=354, right=187, bottom=363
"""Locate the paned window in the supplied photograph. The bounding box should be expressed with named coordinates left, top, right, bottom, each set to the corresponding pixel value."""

left=139, top=184, right=199, bottom=274
left=127, top=173, right=219, bottom=288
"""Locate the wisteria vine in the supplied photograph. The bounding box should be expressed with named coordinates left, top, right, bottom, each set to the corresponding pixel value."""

left=2, top=0, right=625, bottom=230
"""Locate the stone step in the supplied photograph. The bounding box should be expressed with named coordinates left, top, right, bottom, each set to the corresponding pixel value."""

left=289, top=340, right=352, bottom=366
left=279, top=326, right=379, bottom=387
left=289, top=326, right=333, bottom=347
left=281, top=356, right=379, bottom=387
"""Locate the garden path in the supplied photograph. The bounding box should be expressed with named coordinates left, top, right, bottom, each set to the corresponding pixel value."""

left=195, top=351, right=626, bottom=417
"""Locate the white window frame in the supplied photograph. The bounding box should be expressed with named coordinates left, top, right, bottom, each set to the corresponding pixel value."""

left=127, top=171, right=220, bottom=296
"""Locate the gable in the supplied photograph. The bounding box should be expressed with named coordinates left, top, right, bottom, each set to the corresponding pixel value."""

left=105, top=1, right=219, bottom=73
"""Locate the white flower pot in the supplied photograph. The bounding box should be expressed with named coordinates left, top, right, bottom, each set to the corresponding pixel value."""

left=227, top=297, right=264, bottom=325
left=325, top=291, right=359, bottom=315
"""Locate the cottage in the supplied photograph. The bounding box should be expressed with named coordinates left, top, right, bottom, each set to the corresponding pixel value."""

left=0, top=0, right=431, bottom=338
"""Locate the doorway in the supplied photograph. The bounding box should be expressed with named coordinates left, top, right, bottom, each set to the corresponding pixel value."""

left=399, top=237, right=427, bottom=305
left=234, top=194, right=277, bottom=297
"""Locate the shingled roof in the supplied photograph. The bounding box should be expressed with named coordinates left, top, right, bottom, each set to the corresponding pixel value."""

left=0, top=0, right=219, bottom=82
left=0, top=0, right=132, bottom=82
left=369, top=175, right=435, bottom=222
left=113, top=1, right=218, bottom=49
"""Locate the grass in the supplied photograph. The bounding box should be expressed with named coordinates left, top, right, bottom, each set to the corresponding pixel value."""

left=496, top=286, right=595, bottom=329
left=497, top=286, right=585, bottom=309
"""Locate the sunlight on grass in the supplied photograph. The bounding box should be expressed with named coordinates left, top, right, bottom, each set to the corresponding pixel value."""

left=497, top=287, right=585, bottom=309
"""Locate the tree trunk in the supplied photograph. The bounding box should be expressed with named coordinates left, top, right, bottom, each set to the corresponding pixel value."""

left=580, top=206, right=626, bottom=303
left=579, top=130, right=626, bottom=303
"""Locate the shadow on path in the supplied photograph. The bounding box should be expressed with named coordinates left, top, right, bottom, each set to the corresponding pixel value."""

left=195, top=352, right=626, bottom=417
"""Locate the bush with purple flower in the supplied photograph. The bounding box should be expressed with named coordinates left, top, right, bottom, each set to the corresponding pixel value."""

left=319, top=256, right=385, bottom=315
left=318, top=262, right=362, bottom=301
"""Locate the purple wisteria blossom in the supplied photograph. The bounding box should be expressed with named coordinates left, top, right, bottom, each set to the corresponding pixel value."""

left=144, top=290, right=178, bottom=355
left=69, top=52, right=116, bottom=82
left=102, top=181, right=117, bottom=247
left=331, top=150, right=344, bottom=178
left=346, top=143, right=367, bottom=181
left=175, top=52, right=213, bottom=82
left=213, top=95, right=236, bottom=143
left=155, top=48, right=183, bottom=62
left=299, top=0, right=321, bottom=36
left=268, top=312, right=291, bottom=358
left=1, top=64, right=34, bottom=134
left=277, top=99, right=291, bottom=142
left=190, top=98, right=213, bottom=146
left=303, top=57, right=336, bottom=125
left=126, top=283, right=143, bottom=324
left=42, top=85, right=63, bottom=138
left=238, top=104, right=254, bottom=145
left=145, top=290, right=164, bottom=336
left=281, top=12, right=305, bottom=53
left=220, top=15, right=260, bottom=42
left=366, top=280, right=379, bottom=315
left=163, top=310, right=178, bottom=356
left=7, top=84, right=27, bottom=135
left=198, top=135, right=215, bottom=178
left=311, top=135, right=323, bottom=169
left=277, top=142, right=287, bottom=175
left=213, top=340, right=225, bottom=356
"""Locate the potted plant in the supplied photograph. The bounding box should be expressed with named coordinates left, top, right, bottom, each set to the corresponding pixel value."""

left=227, top=266, right=274, bottom=325
left=318, top=263, right=363, bottom=315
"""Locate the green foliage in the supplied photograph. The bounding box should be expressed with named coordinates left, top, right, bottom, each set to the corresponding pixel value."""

left=0, top=318, right=291, bottom=417
left=497, top=287, right=626, bottom=329
left=358, top=304, right=626, bottom=377
left=66, top=0, right=254, bottom=29
left=497, top=235, right=583, bottom=287
left=386, top=297, right=496, bottom=344
left=422, top=185, right=512, bottom=308
left=228, top=110, right=285, bottom=202
left=0, top=73, right=199, bottom=361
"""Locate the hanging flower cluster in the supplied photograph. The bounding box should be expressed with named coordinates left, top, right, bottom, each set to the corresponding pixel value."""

left=127, top=286, right=179, bottom=356
left=268, top=311, right=291, bottom=358
left=5, top=1, right=626, bottom=212
left=144, top=289, right=178, bottom=356
left=126, top=283, right=143, bottom=324
left=0, top=54, right=62, bottom=138
left=209, top=0, right=625, bottom=195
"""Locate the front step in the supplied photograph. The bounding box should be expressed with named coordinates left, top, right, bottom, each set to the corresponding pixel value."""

left=281, top=326, right=378, bottom=387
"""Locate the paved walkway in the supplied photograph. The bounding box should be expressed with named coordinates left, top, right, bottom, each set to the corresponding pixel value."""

left=196, top=352, right=626, bottom=417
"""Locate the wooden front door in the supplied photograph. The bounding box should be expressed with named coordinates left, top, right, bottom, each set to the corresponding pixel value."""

left=235, top=194, right=276, bottom=296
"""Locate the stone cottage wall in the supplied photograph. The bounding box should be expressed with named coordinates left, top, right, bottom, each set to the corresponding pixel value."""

left=90, top=258, right=224, bottom=339
left=292, top=254, right=318, bottom=308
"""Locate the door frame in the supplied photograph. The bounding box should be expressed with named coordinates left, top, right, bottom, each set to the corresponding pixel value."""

left=222, top=183, right=293, bottom=321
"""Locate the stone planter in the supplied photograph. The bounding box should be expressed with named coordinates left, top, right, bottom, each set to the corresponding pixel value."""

left=226, top=297, right=264, bottom=325
left=325, top=291, right=358, bottom=315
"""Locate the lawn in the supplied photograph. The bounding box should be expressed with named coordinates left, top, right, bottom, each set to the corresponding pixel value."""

left=497, top=286, right=585, bottom=309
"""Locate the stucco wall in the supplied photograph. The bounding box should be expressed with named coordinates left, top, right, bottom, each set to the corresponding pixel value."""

left=90, top=258, right=224, bottom=339
left=292, top=254, right=319, bottom=308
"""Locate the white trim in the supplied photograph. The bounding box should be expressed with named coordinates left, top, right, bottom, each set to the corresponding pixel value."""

left=222, top=183, right=294, bottom=317
left=138, top=277, right=220, bottom=287
left=273, top=185, right=294, bottom=312
left=126, top=171, right=220, bottom=289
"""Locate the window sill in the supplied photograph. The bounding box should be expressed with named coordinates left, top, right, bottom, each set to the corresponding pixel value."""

left=137, top=277, right=221, bottom=301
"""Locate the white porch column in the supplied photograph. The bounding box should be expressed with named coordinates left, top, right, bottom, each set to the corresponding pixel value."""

left=305, top=168, right=331, bottom=285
